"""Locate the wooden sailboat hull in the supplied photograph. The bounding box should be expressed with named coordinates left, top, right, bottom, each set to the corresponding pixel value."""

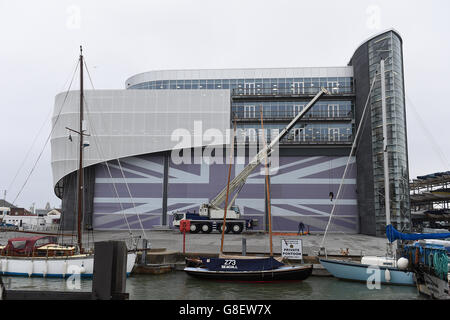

left=0, top=252, right=137, bottom=278
left=184, top=264, right=313, bottom=282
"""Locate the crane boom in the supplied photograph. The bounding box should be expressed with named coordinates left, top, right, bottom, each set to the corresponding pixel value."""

left=209, top=87, right=329, bottom=210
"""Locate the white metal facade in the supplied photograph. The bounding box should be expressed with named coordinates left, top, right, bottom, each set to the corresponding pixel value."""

left=125, top=66, right=354, bottom=88
left=51, top=89, right=230, bottom=187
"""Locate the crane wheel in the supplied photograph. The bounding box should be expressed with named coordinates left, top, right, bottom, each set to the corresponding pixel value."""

left=231, top=223, right=243, bottom=234
left=190, top=223, right=199, bottom=234
left=201, top=223, right=212, bottom=233
left=219, top=223, right=230, bottom=233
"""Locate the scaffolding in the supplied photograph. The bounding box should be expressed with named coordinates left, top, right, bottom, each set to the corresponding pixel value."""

left=409, top=171, right=450, bottom=231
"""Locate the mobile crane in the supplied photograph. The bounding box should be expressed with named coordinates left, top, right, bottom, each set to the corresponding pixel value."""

left=172, top=87, right=329, bottom=233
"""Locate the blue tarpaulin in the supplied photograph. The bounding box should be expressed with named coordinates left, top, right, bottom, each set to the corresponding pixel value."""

left=201, top=257, right=284, bottom=271
left=386, top=224, right=450, bottom=243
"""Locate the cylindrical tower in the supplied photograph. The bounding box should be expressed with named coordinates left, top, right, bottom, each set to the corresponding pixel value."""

left=350, top=29, right=410, bottom=236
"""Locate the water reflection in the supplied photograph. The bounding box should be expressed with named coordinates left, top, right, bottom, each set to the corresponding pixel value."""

left=2, top=272, right=423, bottom=300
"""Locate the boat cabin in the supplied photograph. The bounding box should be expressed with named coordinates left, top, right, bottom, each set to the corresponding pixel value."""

left=0, top=236, right=75, bottom=257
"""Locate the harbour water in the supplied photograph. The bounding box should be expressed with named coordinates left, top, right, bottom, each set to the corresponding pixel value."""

left=2, top=271, right=424, bottom=300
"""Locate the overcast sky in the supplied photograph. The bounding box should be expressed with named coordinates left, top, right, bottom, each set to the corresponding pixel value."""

left=0, top=0, right=449, bottom=210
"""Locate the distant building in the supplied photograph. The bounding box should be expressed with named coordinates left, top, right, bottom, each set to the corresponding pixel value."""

left=9, top=207, right=33, bottom=216
left=0, top=199, right=16, bottom=208
left=0, top=199, right=32, bottom=217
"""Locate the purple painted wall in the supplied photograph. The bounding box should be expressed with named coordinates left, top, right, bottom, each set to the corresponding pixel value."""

left=93, top=152, right=358, bottom=233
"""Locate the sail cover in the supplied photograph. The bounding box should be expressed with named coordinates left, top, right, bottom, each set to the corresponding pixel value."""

left=386, top=224, right=450, bottom=243
left=201, top=257, right=284, bottom=271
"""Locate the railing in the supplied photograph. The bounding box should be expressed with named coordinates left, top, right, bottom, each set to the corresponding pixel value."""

left=231, top=86, right=354, bottom=96
left=235, top=134, right=353, bottom=145
left=232, top=110, right=353, bottom=120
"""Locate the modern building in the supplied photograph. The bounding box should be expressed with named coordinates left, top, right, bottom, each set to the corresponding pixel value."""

left=51, top=29, right=411, bottom=236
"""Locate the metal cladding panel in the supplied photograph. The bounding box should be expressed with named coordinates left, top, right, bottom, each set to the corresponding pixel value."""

left=92, top=152, right=358, bottom=233
left=125, top=67, right=354, bottom=88
left=51, top=89, right=230, bottom=188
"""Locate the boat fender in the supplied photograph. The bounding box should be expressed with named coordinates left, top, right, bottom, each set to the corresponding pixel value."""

left=43, top=260, right=48, bottom=278
left=397, top=257, right=409, bottom=270
left=62, top=260, right=68, bottom=278
left=80, top=263, right=86, bottom=274
left=28, top=260, right=33, bottom=277
left=384, top=268, right=391, bottom=282
left=2, top=259, right=7, bottom=273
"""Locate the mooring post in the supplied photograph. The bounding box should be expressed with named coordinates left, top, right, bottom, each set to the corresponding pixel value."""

left=141, top=239, right=148, bottom=265
left=0, top=276, right=4, bottom=300
left=242, top=238, right=247, bottom=256
left=92, top=241, right=128, bottom=300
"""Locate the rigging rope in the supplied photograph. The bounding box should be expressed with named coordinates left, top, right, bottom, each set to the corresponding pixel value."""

left=116, top=159, right=148, bottom=240
left=82, top=97, right=134, bottom=237
left=405, top=95, right=450, bottom=169
left=82, top=58, right=148, bottom=242
left=7, top=108, right=54, bottom=196
left=11, top=59, right=80, bottom=206
left=320, top=65, right=380, bottom=249
left=432, top=250, right=448, bottom=280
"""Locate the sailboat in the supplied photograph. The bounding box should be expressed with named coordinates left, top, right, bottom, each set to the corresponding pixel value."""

left=184, top=106, right=314, bottom=282
left=318, top=59, right=415, bottom=285
left=0, top=47, right=137, bottom=278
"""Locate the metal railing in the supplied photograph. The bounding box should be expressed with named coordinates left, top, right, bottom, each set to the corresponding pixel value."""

left=231, top=86, right=354, bottom=96
left=232, top=110, right=353, bottom=120
left=235, top=134, right=353, bottom=145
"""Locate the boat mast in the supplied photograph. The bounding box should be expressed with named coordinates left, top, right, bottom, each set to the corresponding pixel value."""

left=77, top=46, right=84, bottom=253
left=220, top=117, right=236, bottom=254
left=260, top=107, right=273, bottom=256
left=381, top=58, right=394, bottom=256
left=381, top=59, right=390, bottom=227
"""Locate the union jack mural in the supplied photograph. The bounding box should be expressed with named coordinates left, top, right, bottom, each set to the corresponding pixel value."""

left=93, top=153, right=358, bottom=233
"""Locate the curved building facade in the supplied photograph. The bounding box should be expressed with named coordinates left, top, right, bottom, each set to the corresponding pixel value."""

left=349, top=30, right=410, bottom=235
left=51, top=29, right=410, bottom=235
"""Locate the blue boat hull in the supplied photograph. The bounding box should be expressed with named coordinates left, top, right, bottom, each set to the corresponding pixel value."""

left=319, top=258, right=415, bottom=286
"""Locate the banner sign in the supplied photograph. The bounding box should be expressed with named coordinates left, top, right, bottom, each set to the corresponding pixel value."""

left=281, top=239, right=303, bottom=260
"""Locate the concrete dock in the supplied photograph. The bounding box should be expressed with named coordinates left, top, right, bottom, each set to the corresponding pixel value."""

left=0, top=229, right=391, bottom=276
left=0, top=229, right=390, bottom=256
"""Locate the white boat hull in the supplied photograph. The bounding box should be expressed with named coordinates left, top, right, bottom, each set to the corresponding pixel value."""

left=319, top=258, right=415, bottom=286
left=0, top=252, right=137, bottom=278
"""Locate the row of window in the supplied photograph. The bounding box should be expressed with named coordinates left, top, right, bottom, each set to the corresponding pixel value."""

left=232, top=101, right=353, bottom=119
left=236, top=123, right=353, bottom=143
left=128, top=77, right=353, bottom=91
